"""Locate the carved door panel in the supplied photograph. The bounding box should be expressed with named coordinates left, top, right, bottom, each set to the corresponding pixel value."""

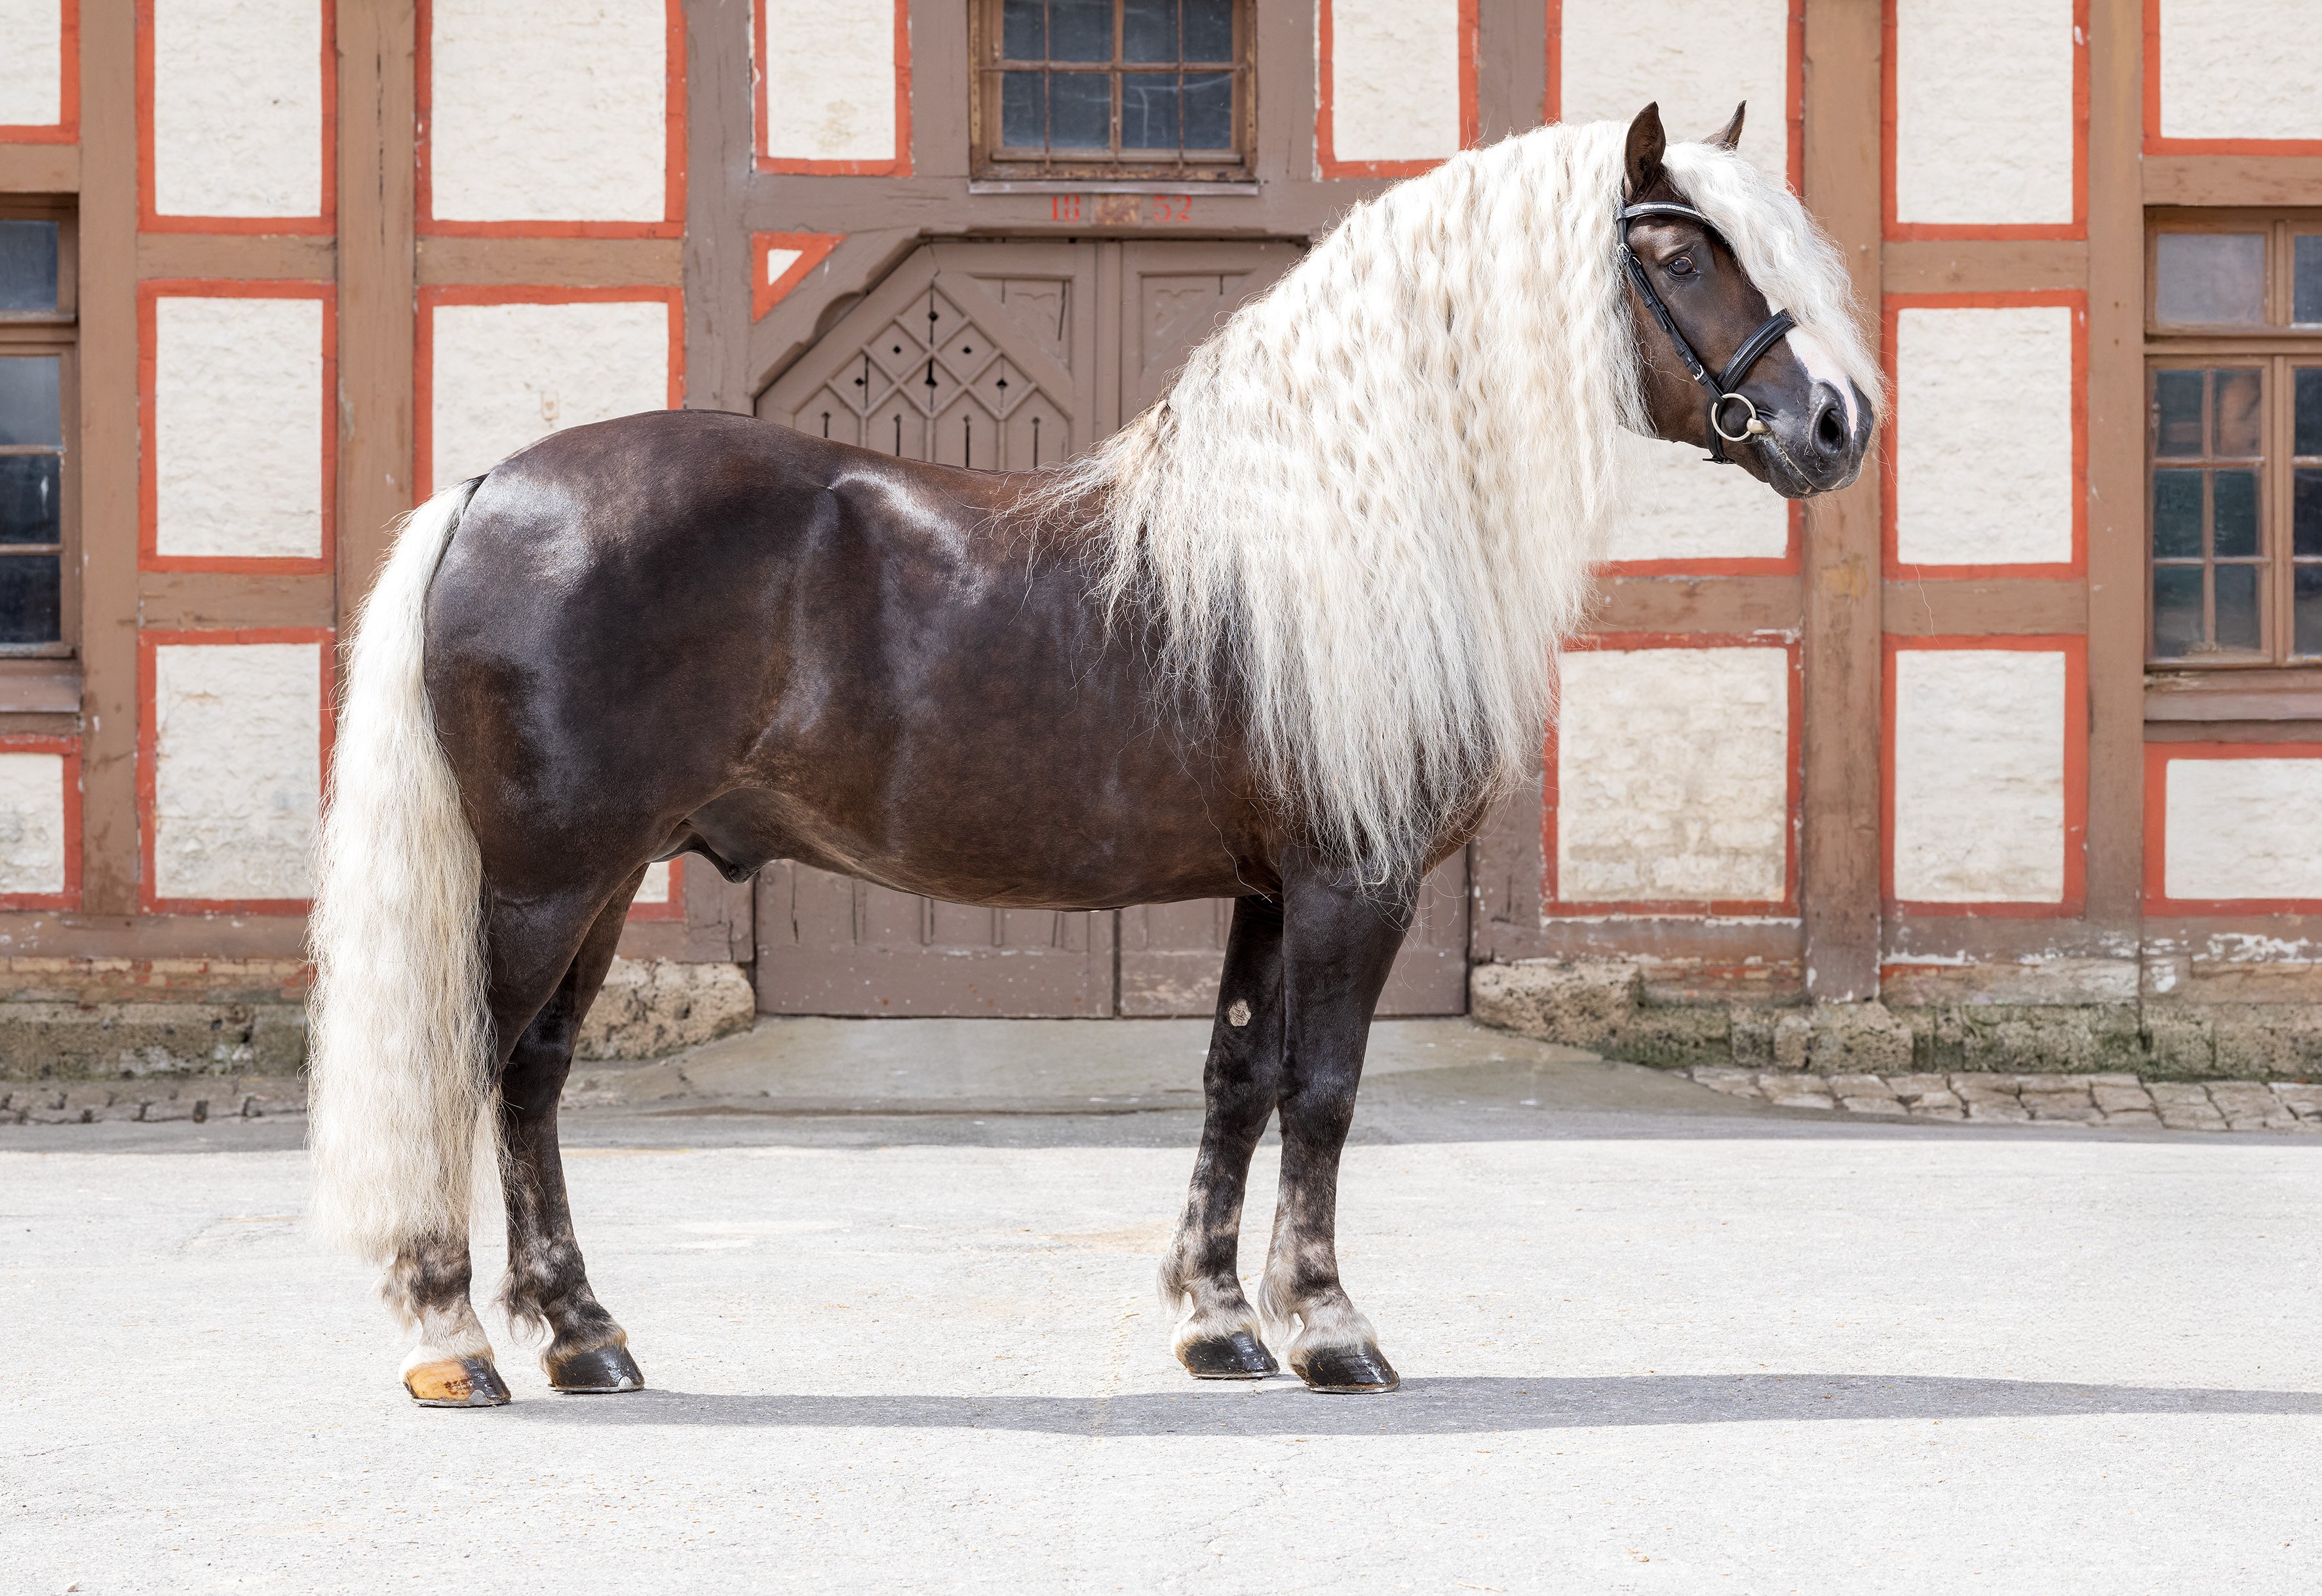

left=754, top=241, right=1114, bottom=1016
left=1110, top=241, right=1469, bottom=1017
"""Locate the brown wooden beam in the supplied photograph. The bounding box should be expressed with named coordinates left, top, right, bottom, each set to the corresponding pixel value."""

left=1798, top=0, right=1884, bottom=1002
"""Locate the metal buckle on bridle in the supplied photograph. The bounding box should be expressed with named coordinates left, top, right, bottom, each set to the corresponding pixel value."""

left=1617, top=201, right=1797, bottom=465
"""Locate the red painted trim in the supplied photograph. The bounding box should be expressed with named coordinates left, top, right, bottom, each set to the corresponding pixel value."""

left=134, top=0, right=336, bottom=234
left=1881, top=0, right=2087, bottom=241
left=1316, top=0, right=1481, bottom=179
left=137, top=628, right=334, bottom=916
left=752, top=231, right=844, bottom=321
left=1882, top=290, right=2087, bottom=581
left=1543, top=0, right=1807, bottom=195
left=0, top=735, right=83, bottom=912
left=0, top=0, right=79, bottom=143
left=417, top=0, right=687, bottom=237
left=2143, top=741, right=2322, bottom=914
left=414, top=284, right=685, bottom=499
left=1599, top=503, right=1804, bottom=578
left=1541, top=632, right=1804, bottom=918
left=756, top=0, right=913, bottom=176
left=1881, top=634, right=2087, bottom=919
left=136, top=280, right=336, bottom=576
left=627, top=857, right=685, bottom=921
left=2143, top=0, right=2322, bottom=156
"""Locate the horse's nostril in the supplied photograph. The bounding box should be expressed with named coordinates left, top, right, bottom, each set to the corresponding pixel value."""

left=1814, top=403, right=1846, bottom=453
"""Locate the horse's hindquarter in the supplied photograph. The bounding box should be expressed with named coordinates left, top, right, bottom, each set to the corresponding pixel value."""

left=423, top=412, right=1269, bottom=910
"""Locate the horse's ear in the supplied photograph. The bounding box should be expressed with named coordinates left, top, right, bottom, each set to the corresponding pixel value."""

left=1710, top=101, right=1746, bottom=151
left=1625, top=103, right=1667, bottom=197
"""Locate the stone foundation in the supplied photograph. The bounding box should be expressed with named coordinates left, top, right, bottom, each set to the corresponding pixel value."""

left=0, top=956, right=757, bottom=1080
left=1471, top=958, right=2322, bottom=1081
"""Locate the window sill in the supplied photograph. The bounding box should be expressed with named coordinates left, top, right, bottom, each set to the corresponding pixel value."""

left=0, top=659, right=81, bottom=714
left=967, top=178, right=1259, bottom=195
left=2147, top=667, right=2322, bottom=721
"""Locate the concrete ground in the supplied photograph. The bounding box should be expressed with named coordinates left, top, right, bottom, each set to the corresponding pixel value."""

left=7, top=1019, right=2322, bottom=1593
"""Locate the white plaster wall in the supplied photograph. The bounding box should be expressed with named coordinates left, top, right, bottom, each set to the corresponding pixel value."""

left=1327, top=0, right=1462, bottom=165
left=1891, top=649, right=2068, bottom=903
left=1894, top=0, right=2075, bottom=225
left=636, top=861, right=670, bottom=904
left=1605, top=431, right=1790, bottom=564
left=764, top=246, right=803, bottom=289
left=429, top=300, right=672, bottom=490
left=2161, top=0, right=2322, bottom=142
left=154, top=297, right=324, bottom=561
left=2165, top=758, right=2322, bottom=902
left=0, top=0, right=62, bottom=127
left=762, top=0, right=898, bottom=166
left=153, top=643, right=319, bottom=902
left=151, top=0, right=324, bottom=220
left=1895, top=305, right=2074, bottom=566
left=0, top=752, right=66, bottom=897
left=431, top=0, right=668, bottom=223
left=1557, top=646, right=1790, bottom=903
left=1558, top=0, right=1790, bottom=180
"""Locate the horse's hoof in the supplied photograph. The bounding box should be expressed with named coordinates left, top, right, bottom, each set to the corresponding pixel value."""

left=404, top=1356, right=511, bottom=1407
left=1179, top=1330, right=1280, bottom=1380
left=546, top=1342, right=645, bottom=1394
left=1292, top=1344, right=1400, bottom=1394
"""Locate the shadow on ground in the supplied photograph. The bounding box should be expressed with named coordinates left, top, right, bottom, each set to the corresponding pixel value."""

left=497, top=1372, right=2322, bottom=1437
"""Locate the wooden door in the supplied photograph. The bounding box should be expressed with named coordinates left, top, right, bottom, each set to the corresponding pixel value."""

left=754, top=241, right=1114, bottom=1015
left=750, top=238, right=1467, bottom=1017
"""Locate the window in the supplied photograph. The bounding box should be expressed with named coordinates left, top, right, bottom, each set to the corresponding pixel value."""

left=2147, top=214, right=2322, bottom=667
left=972, top=0, right=1250, bottom=182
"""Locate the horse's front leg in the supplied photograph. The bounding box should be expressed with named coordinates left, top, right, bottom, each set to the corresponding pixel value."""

left=495, top=889, right=644, bottom=1393
left=1162, top=895, right=1287, bottom=1379
left=1258, top=862, right=1414, bottom=1394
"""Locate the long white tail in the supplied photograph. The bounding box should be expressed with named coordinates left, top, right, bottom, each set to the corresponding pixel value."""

left=307, top=480, right=491, bottom=1262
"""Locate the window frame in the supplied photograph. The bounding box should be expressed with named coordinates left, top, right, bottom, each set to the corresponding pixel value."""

left=2146, top=209, right=2322, bottom=671
left=968, top=0, right=1255, bottom=184
left=0, top=197, right=77, bottom=659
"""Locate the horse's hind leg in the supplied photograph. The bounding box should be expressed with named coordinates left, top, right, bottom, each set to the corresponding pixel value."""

left=496, top=874, right=646, bottom=1393
left=1161, top=895, right=1286, bottom=1380
left=1258, top=863, right=1413, bottom=1395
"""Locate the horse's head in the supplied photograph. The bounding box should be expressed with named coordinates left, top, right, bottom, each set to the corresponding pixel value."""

left=1617, top=102, right=1876, bottom=498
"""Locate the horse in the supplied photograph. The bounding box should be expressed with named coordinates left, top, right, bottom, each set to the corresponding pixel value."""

left=307, top=103, right=1880, bottom=1407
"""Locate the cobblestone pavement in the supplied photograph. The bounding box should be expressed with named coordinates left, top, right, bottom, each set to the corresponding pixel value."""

left=1, top=1073, right=304, bottom=1125
left=1691, top=1067, right=2322, bottom=1131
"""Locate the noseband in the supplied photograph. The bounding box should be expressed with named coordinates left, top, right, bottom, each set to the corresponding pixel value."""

left=1617, top=201, right=1797, bottom=465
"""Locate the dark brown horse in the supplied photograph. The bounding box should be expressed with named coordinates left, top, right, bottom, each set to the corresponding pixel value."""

left=307, top=105, right=1878, bottom=1406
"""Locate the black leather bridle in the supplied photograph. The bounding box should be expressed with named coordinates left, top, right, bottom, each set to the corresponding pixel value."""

left=1618, top=201, right=1797, bottom=465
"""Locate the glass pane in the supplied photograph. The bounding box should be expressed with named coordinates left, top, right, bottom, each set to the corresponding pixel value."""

left=2215, top=469, right=2261, bottom=555
left=1184, top=0, right=1233, bottom=59
left=0, top=356, right=60, bottom=447
left=2300, top=468, right=2322, bottom=557
left=1124, top=0, right=1177, bottom=62
left=0, top=555, right=60, bottom=644
left=1001, top=0, right=1045, bottom=60
left=2300, top=368, right=2322, bottom=457
left=2298, top=566, right=2322, bottom=657
left=2156, top=233, right=2266, bottom=324
left=0, top=221, right=58, bottom=315
left=1000, top=71, right=1045, bottom=146
left=1049, top=0, right=1112, bottom=60
left=2153, top=469, right=2203, bottom=557
left=1182, top=70, right=1232, bottom=148
left=1048, top=72, right=1111, bottom=147
left=2153, top=565, right=2204, bottom=657
left=0, top=455, right=58, bottom=545
left=2215, top=367, right=2263, bottom=456
left=2216, top=562, right=2262, bottom=651
left=2298, top=237, right=2322, bottom=325
left=1121, top=73, right=1178, bottom=147
left=2154, top=369, right=2203, bottom=457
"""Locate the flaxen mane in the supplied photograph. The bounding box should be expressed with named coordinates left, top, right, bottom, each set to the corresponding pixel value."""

left=1036, top=120, right=1878, bottom=886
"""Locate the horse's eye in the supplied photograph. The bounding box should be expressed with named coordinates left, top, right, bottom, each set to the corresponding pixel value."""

left=1666, top=256, right=1697, bottom=279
